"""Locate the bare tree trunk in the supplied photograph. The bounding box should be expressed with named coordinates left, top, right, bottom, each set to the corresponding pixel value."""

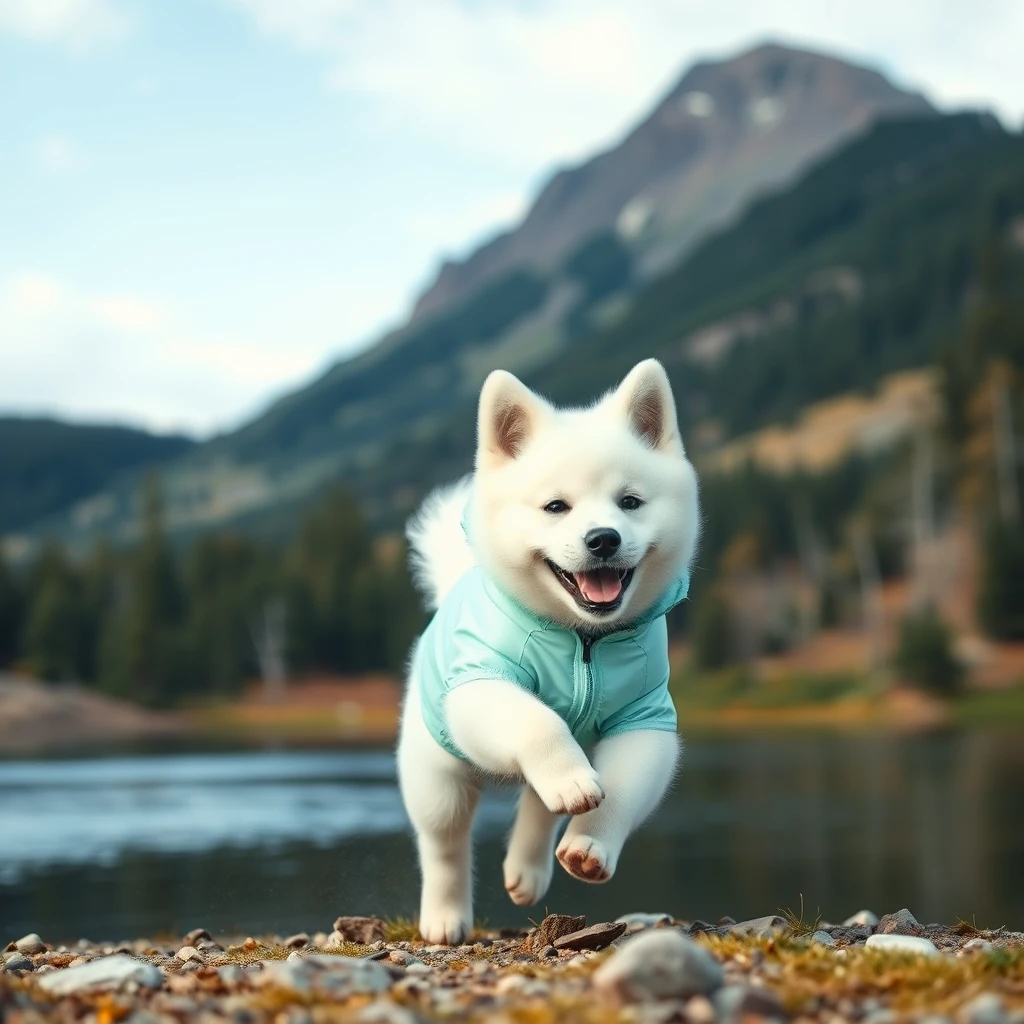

left=992, top=371, right=1020, bottom=525
left=851, top=523, right=884, bottom=673
left=794, top=498, right=825, bottom=640
left=910, top=427, right=936, bottom=610
left=249, top=597, right=287, bottom=702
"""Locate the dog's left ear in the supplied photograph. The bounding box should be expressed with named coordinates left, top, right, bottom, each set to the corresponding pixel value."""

left=612, top=359, right=684, bottom=454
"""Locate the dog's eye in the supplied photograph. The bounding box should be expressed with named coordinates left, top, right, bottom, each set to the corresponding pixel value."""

left=543, top=499, right=570, bottom=514
left=619, top=494, right=644, bottom=511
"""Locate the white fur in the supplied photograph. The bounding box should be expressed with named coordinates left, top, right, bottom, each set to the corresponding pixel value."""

left=405, top=476, right=477, bottom=610
left=398, top=359, right=698, bottom=944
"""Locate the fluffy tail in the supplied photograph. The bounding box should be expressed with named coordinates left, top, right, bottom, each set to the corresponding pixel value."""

left=406, top=476, right=476, bottom=611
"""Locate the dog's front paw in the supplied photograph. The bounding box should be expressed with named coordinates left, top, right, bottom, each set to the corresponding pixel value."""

left=503, top=856, right=553, bottom=907
left=530, top=765, right=605, bottom=816
left=418, top=906, right=471, bottom=945
left=556, top=833, right=613, bottom=883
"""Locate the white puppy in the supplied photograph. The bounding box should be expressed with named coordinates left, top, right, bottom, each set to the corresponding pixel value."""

left=397, top=359, right=700, bottom=944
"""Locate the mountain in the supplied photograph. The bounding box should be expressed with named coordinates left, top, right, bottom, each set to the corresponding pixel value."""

left=412, top=42, right=931, bottom=322
left=0, top=418, right=194, bottom=536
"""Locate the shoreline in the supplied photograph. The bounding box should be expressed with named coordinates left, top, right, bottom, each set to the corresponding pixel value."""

left=4, top=910, right=1023, bottom=1023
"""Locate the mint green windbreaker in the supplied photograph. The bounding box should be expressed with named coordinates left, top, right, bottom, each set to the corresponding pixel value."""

left=414, top=565, right=690, bottom=761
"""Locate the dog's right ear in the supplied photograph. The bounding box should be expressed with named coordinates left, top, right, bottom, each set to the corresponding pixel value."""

left=476, top=370, right=548, bottom=469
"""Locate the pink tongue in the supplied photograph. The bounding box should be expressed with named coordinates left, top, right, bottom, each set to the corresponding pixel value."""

left=574, top=568, right=622, bottom=604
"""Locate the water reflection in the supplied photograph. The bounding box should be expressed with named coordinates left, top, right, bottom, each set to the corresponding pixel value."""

left=1, top=729, right=1022, bottom=941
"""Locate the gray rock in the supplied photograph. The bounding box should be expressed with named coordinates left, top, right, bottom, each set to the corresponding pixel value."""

left=865, top=934, right=939, bottom=957
left=615, top=912, right=673, bottom=934
left=552, top=921, right=627, bottom=951
left=843, top=910, right=880, bottom=929
left=3, top=953, right=34, bottom=973
left=811, top=930, right=836, bottom=947
left=37, top=954, right=163, bottom=995
left=714, top=984, right=785, bottom=1020
left=729, top=915, right=788, bottom=938
left=256, top=952, right=393, bottom=996
left=960, top=993, right=1007, bottom=1024
left=217, top=965, right=245, bottom=985
left=876, top=908, right=923, bottom=936
left=15, top=933, right=45, bottom=955
left=593, top=929, right=724, bottom=1002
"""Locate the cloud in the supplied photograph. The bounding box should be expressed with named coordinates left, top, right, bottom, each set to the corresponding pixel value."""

left=0, top=0, right=128, bottom=51
left=231, top=0, right=1024, bottom=174
left=0, top=274, right=320, bottom=434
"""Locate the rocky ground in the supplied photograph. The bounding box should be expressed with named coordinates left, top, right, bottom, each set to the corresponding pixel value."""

left=3, top=909, right=1023, bottom=1024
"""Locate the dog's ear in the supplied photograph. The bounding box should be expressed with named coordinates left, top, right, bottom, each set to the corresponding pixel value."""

left=613, top=359, right=684, bottom=454
left=477, top=370, right=549, bottom=468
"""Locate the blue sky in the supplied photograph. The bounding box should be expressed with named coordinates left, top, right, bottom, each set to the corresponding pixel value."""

left=2, top=0, right=1022, bottom=437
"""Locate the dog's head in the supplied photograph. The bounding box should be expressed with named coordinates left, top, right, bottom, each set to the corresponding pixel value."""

left=470, top=359, right=699, bottom=632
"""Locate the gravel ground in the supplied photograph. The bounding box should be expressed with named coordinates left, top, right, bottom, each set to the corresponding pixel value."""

left=3, top=909, right=1023, bottom=1023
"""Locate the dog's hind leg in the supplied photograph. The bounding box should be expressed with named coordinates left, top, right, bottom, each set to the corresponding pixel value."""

left=556, top=730, right=680, bottom=883
left=398, top=683, right=481, bottom=945
left=503, top=785, right=559, bottom=906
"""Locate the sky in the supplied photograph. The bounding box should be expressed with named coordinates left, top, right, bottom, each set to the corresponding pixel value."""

left=1, top=0, right=1022, bottom=438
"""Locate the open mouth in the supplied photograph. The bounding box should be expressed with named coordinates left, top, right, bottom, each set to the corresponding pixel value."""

left=546, top=560, right=635, bottom=614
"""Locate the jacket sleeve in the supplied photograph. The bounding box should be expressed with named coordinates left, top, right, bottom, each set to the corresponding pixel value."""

left=597, top=628, right=678, bottom=738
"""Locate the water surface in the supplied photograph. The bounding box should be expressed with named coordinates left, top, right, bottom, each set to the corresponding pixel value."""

left=2, top=729, right=1022, bottom=940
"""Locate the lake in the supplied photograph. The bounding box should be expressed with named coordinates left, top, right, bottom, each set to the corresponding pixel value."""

left=2, top=728, right=1023, bottom=942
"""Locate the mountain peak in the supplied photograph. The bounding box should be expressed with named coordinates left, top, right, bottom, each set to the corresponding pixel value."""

left=411, top=41, right=932, bottom=322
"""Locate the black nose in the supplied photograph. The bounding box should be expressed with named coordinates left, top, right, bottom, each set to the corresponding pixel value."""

left=585, top=527, right=621, bottom=560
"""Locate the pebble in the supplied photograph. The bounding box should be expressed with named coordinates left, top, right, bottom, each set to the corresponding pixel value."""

left=960, top=993, right=1007, bottom=1024
left=811, top=930, right=837, bottom=947
left=615, top=912, right=673, bottom=934
left=843, top=910, right=880, bottom=929
left=356, top=1000, right=426, bottom=1024
left=182, top=928, right=212, bottom=947
left=284, top=932, right=310, bottom=949
left=3, top=953, right=35, bottom=973
left=175, top=945, right=204, bottom=962
left=332, top=915, right=388, bottom=944
left=15, top=933, right=46, bottom=955
left=387, top=949, right=423, bottom=966
left=257, top=952, right=394, bottom=996
left=961, top=938, right=995, bottom=954
left=593, top=929, right=724, bottom=1002
left=862, top=1010, right=898, bottom=1024
left=876, top=908, right=923, bottom=936
left=864, top=934, right=940, bottom=957
left=714, top=983, right=785, bottom=1020
left=36, top=954, right=164, bottom=995
left=686, top=995, right=718, bottom=1024
left=552, top=921, right=627, bottom=951
left=729, top=915, right=788, bottom=938
left=539, top=944, right=558, bottom=958
left=535, top=912, right=587, bottom=947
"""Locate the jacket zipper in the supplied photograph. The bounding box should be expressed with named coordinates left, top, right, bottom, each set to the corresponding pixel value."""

left=571, top=633, right=596, bottom=733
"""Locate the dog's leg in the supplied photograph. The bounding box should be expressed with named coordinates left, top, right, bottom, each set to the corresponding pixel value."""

left=503, top=785, right=560, bottom=906
left=556, top=730, right=679, bottom=883
left=398, top=684, right=481, bottom=945
left=445, top=679, right=604, bottom=815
